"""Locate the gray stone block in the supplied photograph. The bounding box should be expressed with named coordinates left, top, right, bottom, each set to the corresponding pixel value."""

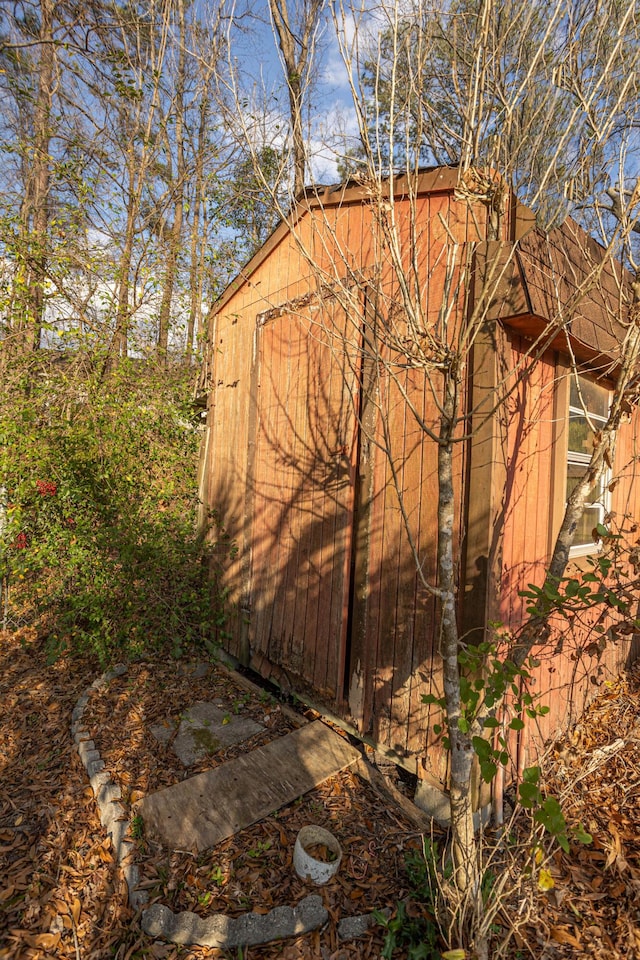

left=141, top=895, right=327, bottom=948
left=338, top=913, right=379, bottom=940
left=413, top=782, right=492, bottom=830
left=96, top=781, right=122, bottom=807
left=141, top=904, right=232, bottom=946
left=171, top=701, right=264, bottom=768
left=79, top=743, right=99, bottom=765
left=117, top=838, right=136, bottom=864
left=108, top=818, right=127, bottom=855
left=129, top=888, right=150, bottom=911
left=123, top=862, right=141, bottom=888
left=87, top=758, right=105, bottom=778
left=128, top=874, right=150, bottom=911
left=413, top=781, right=452, bottom=826
left=89, top=769, right=112, bottom=792
left=100, top=800, right=126, bottom=830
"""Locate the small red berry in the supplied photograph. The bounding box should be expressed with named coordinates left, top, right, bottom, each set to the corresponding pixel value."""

left=36, top=480, right=57, bottom=496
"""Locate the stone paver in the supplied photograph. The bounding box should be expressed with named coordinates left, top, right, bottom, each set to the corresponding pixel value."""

left=171, top=701, right=264, bottom=767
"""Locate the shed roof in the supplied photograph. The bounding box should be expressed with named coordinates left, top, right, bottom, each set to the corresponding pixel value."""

left=209, top=165, right=632, bottom=377
left=474, top=219, right=631, bottom=374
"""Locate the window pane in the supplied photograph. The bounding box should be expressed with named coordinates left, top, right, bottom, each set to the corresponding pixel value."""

left=566, top=375, right=609, bottom=555
left=566, top=463, right=605, bottom=503
left=569, top=377, right=609, bottom=419
left=568, top=414, right=594, bottom=455
left=573, top=506, right=601, bottom=547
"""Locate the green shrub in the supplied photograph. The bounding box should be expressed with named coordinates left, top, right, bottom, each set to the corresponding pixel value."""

left=0, top=352, right=215, bottom=663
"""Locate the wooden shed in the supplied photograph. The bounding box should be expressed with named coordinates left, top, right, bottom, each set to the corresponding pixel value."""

left=200, top=166, right=640, bottom=788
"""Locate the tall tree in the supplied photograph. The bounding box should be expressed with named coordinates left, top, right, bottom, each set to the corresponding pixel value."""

left=267, top=0, right=324, bottom=196
left=156, top=0, right=187, bottom=363
left=1, top=0, right=56, bottom=352
left=334, top=0, right=640, bottom=899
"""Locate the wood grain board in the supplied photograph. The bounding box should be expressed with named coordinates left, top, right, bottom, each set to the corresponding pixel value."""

left=136, top=721, right=361, bottom=853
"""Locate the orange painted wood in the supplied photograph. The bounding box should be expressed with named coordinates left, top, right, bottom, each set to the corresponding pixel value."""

left=247, top=302, right=359, bottom=701
left=204, top=172, right=638, bottom=774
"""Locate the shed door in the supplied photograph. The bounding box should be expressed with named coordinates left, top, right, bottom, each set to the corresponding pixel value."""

left=247, top=300, right=360, bottom=702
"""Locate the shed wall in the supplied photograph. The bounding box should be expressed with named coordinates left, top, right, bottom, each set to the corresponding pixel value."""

left=496, top=335, right=640, bottom=759
left=205, top=185, right=491, bottom=769
left=204, top=176, right=638, bottom=779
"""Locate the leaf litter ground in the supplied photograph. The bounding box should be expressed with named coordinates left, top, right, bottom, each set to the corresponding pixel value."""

left=2, top=628, right=640, bottom=959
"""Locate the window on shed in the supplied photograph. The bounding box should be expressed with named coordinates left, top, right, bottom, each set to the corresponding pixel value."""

left=567, top=375, right=610, bottom=554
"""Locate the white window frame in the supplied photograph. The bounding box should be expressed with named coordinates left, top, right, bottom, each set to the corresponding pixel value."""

left=567, top=374, right=610, bottom=558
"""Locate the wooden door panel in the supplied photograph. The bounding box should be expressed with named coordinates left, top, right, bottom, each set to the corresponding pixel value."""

left=248, top=301, right=359, bottom=701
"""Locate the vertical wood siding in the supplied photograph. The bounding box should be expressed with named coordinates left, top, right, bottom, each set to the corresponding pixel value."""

left=204, top=176, right=638, bottom=776
left=498, top=335, right=640, bottom=763
left=248, top=299, right=360, bottom=699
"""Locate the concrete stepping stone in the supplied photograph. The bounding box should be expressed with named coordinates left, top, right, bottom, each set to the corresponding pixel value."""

left=151, top=701, right=264, bottom=767
left=136, top=720, right=361, bottom=852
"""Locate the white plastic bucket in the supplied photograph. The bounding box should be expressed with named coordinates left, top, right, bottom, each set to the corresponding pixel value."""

left=293, top=825, right=342, bottom=885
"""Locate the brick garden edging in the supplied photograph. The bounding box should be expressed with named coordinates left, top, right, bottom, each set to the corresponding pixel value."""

left=71, top=664, right=381, bottom=949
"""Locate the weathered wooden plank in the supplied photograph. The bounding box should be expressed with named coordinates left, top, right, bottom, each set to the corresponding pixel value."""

left=326, top=300, right=359, bottom=700
left=248, top=322, right=272, bottom=658
left=253, top=317, right=290, bottom=662
left=305, top=316, right=336, bottom=692
left=386, top=363, right=414, bottom=756
left=363, top=354, right=391, bottom=744
left=405, top=366, right=438, bottom=761
left=136, top=721, right=361, bottom=853
left=346, top=287, right=378, bottom=733
left=300, top=318, right=326, bottom=693
left=287, top=316, right=316, bottom=679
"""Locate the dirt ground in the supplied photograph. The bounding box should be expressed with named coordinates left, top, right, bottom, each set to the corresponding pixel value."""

left=2, top=629, right=640, bottom=959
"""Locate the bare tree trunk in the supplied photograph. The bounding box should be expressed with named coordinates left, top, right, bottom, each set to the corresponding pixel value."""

left=104, top=0, right=171, bottom=364
left=186, top=91, right=210, bottom=361
left=268, top=0, right=322, bottom=196
left=438, top=371, right=477, bottom=890
left=112, top=163, right=137, bottom=361
left=13, top=0, right=55, bottom=353
left=157, top=0, right=186, bottom=363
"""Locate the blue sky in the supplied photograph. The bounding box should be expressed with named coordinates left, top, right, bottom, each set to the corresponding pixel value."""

left=222, top=0, right=363, bottom=183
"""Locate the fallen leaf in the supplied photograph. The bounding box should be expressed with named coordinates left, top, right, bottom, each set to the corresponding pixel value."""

left=71, top=897, right=82, bottom=925
left=550, top=925, right=582, bottom=948
left=27, top=932, right=61, bottom=948
left=538, top=869, right=555, bottom=892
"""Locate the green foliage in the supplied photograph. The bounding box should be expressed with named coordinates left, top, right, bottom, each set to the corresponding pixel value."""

left=131, top=814, right=145, bottom=840
left=519, top=531, right=638, bottom=624
left=0, top=352, right=216, bottom=664
left=423, top=643, right=550, bottom=784
left=375, top=839, right=444, bottom=959
left=422, top=625, right=600, bottom=853
left=209, top=145, right=285, bottom=274
left=517, top=767, right=593, bottom=853
left=375, top=900, right=440, bottom=960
